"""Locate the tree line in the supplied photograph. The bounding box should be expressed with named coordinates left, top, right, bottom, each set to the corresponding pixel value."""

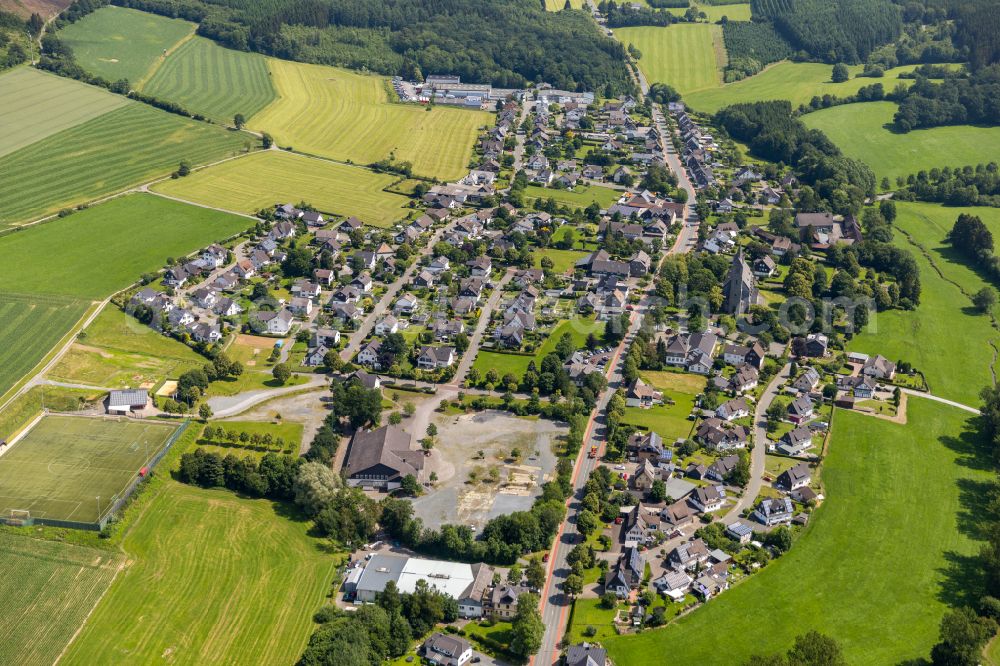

left=714, top=100, right=875, bottom=216
left=893, top=66, right=1000, bottom=132
left=897, top=163, right=1000, bottom=208
left=90, top=0, right=634, bottom=96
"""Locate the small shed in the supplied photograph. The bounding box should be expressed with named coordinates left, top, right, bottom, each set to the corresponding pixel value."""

left=107, top=389, right=149, bottom=414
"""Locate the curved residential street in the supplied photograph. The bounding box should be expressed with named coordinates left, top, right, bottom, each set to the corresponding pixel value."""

left=721, top=362, right=791, bottom=524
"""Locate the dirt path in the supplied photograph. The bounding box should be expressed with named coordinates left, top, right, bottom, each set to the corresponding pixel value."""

left=134, top=27, right=197, bottom=90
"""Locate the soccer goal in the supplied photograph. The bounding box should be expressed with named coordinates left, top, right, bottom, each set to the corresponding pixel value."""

left=3, top=509, right=34, bottom=527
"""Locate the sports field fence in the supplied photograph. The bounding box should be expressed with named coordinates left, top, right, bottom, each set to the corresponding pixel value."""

left=1, top=418, right=192, bottom=531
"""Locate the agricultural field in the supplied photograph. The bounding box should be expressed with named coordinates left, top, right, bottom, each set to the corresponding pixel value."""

left=0, top=415, right=179, bottom=524
left=616, top=24, right=725, bottom=95
left=524, top=184, right=622, bottom=210
left=152, top=151, right=412, bottom=227
left=58, top=5, right=194, bottom=84
left=249, top=58, right=492, bottom=180
left=48, top=307, right=207, bottom=389
left=0, top=194, right=249, bottom=299
left=668, top=3, right=751, bottom=21
left=472, top=317, right=603, bottom=379
left=0, top=533, right=123, bottom=666
left=0, top=103, right=250, bottom=225
left=802, top=101, right=1000, bottom=185
left=544, top=0, right=584, bottom=9
left=604, top=400, right=990, bottom=665
left=61, top=482, right=340, bottom=665
left=0, top=293, right=88, bottom=399
left=0, top=67, right=126, bottom=158
left=849, top=202, right=1000, bottom=406
left=143, top=36, right=276, bottom=122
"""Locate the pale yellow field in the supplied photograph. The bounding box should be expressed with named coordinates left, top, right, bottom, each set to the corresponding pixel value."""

left=249, top=59, right=492, bottom=180
left=152, top=150, right=412, bottom=227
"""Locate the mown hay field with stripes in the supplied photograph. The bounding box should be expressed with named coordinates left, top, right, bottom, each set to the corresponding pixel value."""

left=0, top=293, right=88, bottom=398
left=250, top=58, right=492, bottom=180
left=143, top=36, right=276, bottom=122
left=0, top=533, right=123, bottom=666
left=58, top=5, right=195, bottom=84
left=61, top=482, right=340, bottom=665
left=152, top=150, right=412, bottom=226
left=0, top=415, right=178, bottom=523
left=617, top=24, right=726, bottom=94
left=0, top=101, right=250, bottom=225
left=0, top=67, right=126, bottom=159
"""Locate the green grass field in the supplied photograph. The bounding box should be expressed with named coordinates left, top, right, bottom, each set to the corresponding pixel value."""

left=0, top=103, right=250, bottom=225
left=61, top=482, right=340, bottom=665
left=0, top=194, right=250, bottom=299
left=250, top=58, right=491, bottom=180
left=604, top=399, right=990, bottom=664
left=0, top=293, right=88, bottom=398
left=534, top=247, right=589, bottom=274
left=544, top=0, right=584, bottom=9
left=0, top=415, right=178, bottom=523
left=685, top=63, right=926, bottom=114
left=472, top=317, right=603, bottom=379
left=49, top=307, right=207, bottom=388
left=152, top=150, right=412, bottom=226
left=143, top=36, right=276, bottom=122
left=0, top=533, right=123, bottom=666
left=621, top=371, right=703, bottom=441
left=849, top=202, right=1000, bottom=405
left=524, top=184, right=622, bottom=210
left=0, top=67, right=126, bottom=159
left=802, top=101, right=1000, bottom=185
left=58, top=5, right=195, bottom=84
left=617, top=24, right=725, bottom=94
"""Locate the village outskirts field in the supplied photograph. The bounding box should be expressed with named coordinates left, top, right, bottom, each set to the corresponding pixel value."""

left=2, top=1, right=1000, bottom=666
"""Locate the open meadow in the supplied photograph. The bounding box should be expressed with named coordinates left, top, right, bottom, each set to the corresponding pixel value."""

left=0, top=293, right=88, bottom=399
left=534, top=247, right=590, bottom=274
left=0, top=103, right=250, bottom=225
left=49, top=307, right=207, bottom=389
left=617, top=24, right=724, bottom=94
left=143, top=36, right=276, bottom=122
left=802, top=101, right=1000, bottom=185
left=58, top=5, right=193, bottom=84
left=250, top=58, right=491, bottom=180
left=524, top=184, right=622, bottom=210
left=57, top=5, right=194, bottom=84
left=603, top=400, right=991, bottom=664
left=850, top=202, right=1000, bottom=405
left=0, top=415, right=178, bottom=523
left=60, top=482, right=340, bottom=665
left=0, top=67, right=125, bottom=158
left=621, top=371, right=705, bottom=441
left=685, top=62, right=925, bottom=114
left=152, top=150, right=412, bottom=227
left=0, top=533, right=123, bottom=666
left=544, top=0, right=584, bottom=9
left=0, top=194, right=250, bottom=299
left=472, top=317, right=603, bottom=379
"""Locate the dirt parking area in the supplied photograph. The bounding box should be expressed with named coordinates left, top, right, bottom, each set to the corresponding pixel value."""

left=222, top=388, right=329, bottom=454
left=411, top=410, right=566, bottom=531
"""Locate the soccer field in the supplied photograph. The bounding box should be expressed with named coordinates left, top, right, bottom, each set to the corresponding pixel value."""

left=0, top=416, right=180, bottom=524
